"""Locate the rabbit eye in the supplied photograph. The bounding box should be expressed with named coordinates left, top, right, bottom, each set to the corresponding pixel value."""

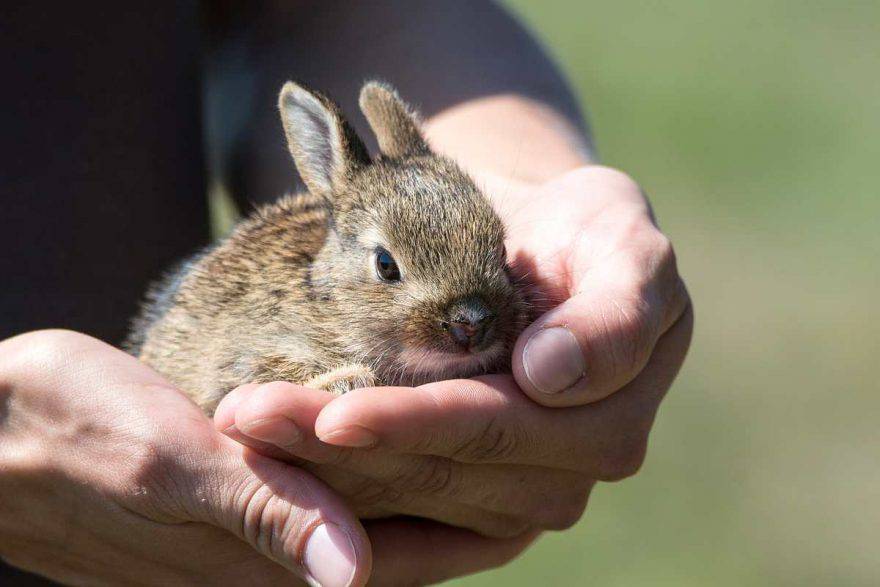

left=374, top=247, right=401, bottom=282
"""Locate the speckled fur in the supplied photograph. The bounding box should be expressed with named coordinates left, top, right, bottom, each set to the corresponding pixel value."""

left=128, top=81, right=528, bottom=413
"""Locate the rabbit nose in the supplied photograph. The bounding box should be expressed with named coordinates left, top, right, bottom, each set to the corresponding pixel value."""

left=444, top=320, right=480, bottom=347
left=441, top=298, right=495, bottom=350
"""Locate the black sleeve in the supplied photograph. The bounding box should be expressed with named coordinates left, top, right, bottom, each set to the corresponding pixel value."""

left=202, top=0, right=588, bottom=209
left=0, top=3, right=209, bottom=346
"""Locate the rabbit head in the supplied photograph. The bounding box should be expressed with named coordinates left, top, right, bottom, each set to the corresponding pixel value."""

left=278, top=81, right=528, bottom=385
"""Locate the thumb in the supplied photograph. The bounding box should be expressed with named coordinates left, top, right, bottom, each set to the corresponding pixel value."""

left=193, top=441, right=372, bottom=587
left=512, top=276, right=684, bottom=407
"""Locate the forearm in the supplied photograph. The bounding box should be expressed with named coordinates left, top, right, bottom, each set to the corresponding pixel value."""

left=425, top=94, right=593, bottom=186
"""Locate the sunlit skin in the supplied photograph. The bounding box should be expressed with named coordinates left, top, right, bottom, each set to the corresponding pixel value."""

left=0, top=94, right=691, bottom=585
left=219, top=96, right=692, bottom=550
left=0, top=89, right=690, bottom=586
left=0, top=330, right=535, bottom=586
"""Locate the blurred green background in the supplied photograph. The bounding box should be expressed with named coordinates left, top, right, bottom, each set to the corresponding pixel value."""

left=459, top=1, right=880, bottom=585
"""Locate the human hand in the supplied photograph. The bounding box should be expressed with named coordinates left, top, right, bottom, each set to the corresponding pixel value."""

left=487, top=164, right=693, bottom=405
left=0, top=330, right=530, bottom=586
left=219, top=165, right=691, bottom=542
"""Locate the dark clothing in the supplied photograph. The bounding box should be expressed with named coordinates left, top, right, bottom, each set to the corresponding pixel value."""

left=1, top=1, right=585, bottom=349
left=1, top=2, right=583, bottom=583
left=1, top=3, right=207, bottom=583
left=1, top=3, right=209, bottom=347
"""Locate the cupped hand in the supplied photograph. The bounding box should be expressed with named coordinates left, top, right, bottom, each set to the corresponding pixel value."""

left=495, top=164, right=692, bottom=406
left=219, top=165, right=692, bottom=540
left=0, top=330, right=530, bottom=586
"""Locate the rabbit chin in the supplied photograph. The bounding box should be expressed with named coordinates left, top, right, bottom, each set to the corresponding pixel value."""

left=391, top=342, right=507, bottom=386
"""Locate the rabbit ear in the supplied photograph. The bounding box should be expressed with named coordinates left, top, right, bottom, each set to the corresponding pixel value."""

left=278, top=82, right=370, bottom=194
left=359, top=81, right=429, bottom=158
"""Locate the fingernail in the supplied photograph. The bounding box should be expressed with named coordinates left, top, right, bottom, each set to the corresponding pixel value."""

left=522, top=326, right=585, bottom=394
left=238, top=417, right=302, bottom=447
left=318, top=425, right=378, bottom=448
left=303, top=522, right=357, bottom=587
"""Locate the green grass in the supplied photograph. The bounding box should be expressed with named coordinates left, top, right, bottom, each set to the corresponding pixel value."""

left=457, top=1, right=880, bottom=585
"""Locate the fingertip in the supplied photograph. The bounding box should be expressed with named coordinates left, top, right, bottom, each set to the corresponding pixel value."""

left=234, top=381, right=328, bottom=430
left=215, top=389, right=296, bottom=460
left=314, top=386, right=417, bottom=446
left=317, top=425, right=379, bottom=449
left=213, top=383, right=261, bottom=432
left=204, top=383, right=322, bottom=457
left=303, top=521, right=373, bottom=587
left=313, top=388, right=376, bottom=446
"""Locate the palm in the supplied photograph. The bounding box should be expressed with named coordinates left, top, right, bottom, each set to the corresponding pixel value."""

left=220, top=164, right=692, bottom=543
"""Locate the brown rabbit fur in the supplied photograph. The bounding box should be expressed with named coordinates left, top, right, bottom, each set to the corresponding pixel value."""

left=128, top=81, right=528, bottom=413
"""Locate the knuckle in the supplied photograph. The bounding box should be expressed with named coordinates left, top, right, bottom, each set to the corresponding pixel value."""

left=478, top=515, right=534, bottom=540
left=389, top=457, right=462, bottom=498
left=324, top=446, right=356, bottom=468
left=653, top=232, right=676, bottom=268
left=347, top=477, right=408, bottom=510
left=18, top=328, right=84, bottom=349
left=596, top=430, right=649, bottom=481
left=581, top=165, right=640, bottom=191
left=540, top=495, right=590, bottom=531
left=520, top=478, right=593, bottom=531
left=238, top=481, right=307, bottom=558
left=238, top=482, right=274, bottom=546
left=599, top=297, right=655, bottom=378
left=650, top=233, right=685, bottom=298
left=451, top=415, right=519, bottom=463
left=619, top=298, right=655, bottom=345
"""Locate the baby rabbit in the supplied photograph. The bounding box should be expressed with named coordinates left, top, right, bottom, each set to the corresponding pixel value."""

left=128, top=81, right=528, bottom=413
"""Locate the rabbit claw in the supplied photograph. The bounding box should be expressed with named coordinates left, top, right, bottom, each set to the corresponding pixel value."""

left=306, top=364, right=377, bottom=395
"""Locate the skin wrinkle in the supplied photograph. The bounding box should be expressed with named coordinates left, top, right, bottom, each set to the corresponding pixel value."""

left=0, top=5, right=696, bottom=576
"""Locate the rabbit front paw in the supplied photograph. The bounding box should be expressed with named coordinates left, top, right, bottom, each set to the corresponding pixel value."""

left=305, top=364, right=377, bottom=395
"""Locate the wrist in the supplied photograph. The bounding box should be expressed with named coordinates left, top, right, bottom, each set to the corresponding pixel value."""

left=424, top=94, right=593, bottom=185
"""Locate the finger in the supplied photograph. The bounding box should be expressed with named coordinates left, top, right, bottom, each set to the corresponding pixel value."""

left=212, top=384, right=297, bottom=462
left=325, top=460, right=592, bottom=532
left=317, top=305, right=693, bottom=479
left=305, top=464, right=536, bottom=538
left=306, top=459, right=592, bottom=536
left=366, top=517, right=539, bottom=586
left=212, top=382, right=261, bottom=430
left=217, top=382, right=587, bottom=534
left=217, top=381, right=358, bottom=465
left=184, top=440, right=374, bottom=587
left=512, top=242, right=690, bottom=406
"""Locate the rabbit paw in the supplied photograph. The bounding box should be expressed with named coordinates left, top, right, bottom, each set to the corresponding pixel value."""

left=306, top=364, right=377, bottom=395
